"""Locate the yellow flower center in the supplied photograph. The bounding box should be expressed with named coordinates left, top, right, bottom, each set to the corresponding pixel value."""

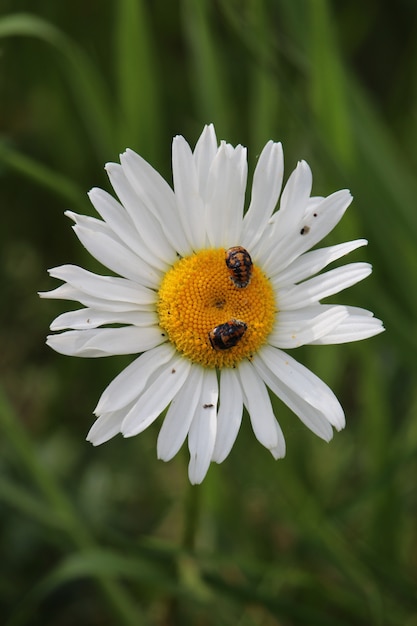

left=157, top=248, right=276, bottom=368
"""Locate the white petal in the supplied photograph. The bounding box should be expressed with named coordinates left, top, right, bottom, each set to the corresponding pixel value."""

left=120, top=149, right=191, bottom=256
left=193, top=123, right=218, bottom=203
left=172, top=135, right=206, bottom=250
left=94, top=343, right=175, bottom=415
left=258, top=345, right=345, bottom=430
left=205, top=142, right=247, bottom=247
left=50, top=308, right=158, bottom=331
left=188, top=369, right=218, bottom=484
left=253, top=353, right=334, bottom=441
left=105, top=163, right=177, bottom=265
left=71, top=222, right=160, bottom=288
left=157, top=365, right=204, bottom=461
left=278, top=263, right=372, bottom=310
left=40, top=283, right=154, bottom=312
left=86, top=407, right=128, bottom=446
left=267, top=422, right=287, bottom=459
left=237, top=360, right=286, bottom=457
left=311, top=306, right=385, bottom=344
left=241, top=141, right=284, bottom=249
left=121, top=356, right=191, bottom=437
left=88, top=187, right=169, bottom=272
left=273, top=160, right=313, bottom=234
left=260, top=189, right=353, bottom=275
left=212, top=368, right=243, bottom=463
left=119, top=149, right=175, bottom=221
left=46, top=325, right=164, bottom=357
left=46, top=265, right=156, bottom=305
left=269, top=305, right=349, bottom=348
left=273, top=239, right=368, bottom=287
left=40, top=283, right=87, bottom=301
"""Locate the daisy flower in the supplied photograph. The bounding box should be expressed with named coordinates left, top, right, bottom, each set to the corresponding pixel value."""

left=40, top=124, right=384, bottom=484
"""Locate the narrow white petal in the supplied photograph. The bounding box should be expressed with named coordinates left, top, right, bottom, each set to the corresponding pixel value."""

left=193, top=123, right=218, bottom=203
left=272, top=160, right=313, bottom=234
left=278, top=263, right=372, bottom=310
left=86, top=408, right=127, bottom=446
left=50, top=308, right=158, bottom=331
left=88, top=188, right=168, bottom=271
left=47, top=265, right=156, bottom=305
left=157, top=365, right=204, bottom=461
left=105, top=163, right=177, bottom=264
left=65, top=209, right=105, bottom=229
left=268, top=419, right=287, bottom=460
left=269, top=305, right=348, bottom=348
left=40, top=283, right=154, bottom=313
left=120, top=148, right=176, bottom=221
left=258, top=345, right=345, bottom=430
left=259, top=189, right=353, bottom=274
left=172, top=135, right=206, bottom=250
left=241, top=141, right=284, bottom=249
left=273, top=305, right=344, bottom=325
left=237, top=360, right=285, bottom=456
left=205, top=143, right=247, bottom=247
left=273, top=239, right=368, bottom=287
left=212, top=368, right=243, bottom=464
left=88, top=187, right=140, bottom=253
left=95, top=343, right=175, bottom=415
left=188, top=369, right=218, bottom=485
left=253, top=353, right=334, bottom=441
left=40, top=283, right=86, bottom=301
left=121, top=356, right=191, bottom=437
left=120, top=149, right=191, bottom=256
left=311, top=307, right=385, bottom=344
left=72, top=223, right=160, bottom=288
left=46, top=325, right=164, bottom=358
left=88, top=187, right=169, bottom=272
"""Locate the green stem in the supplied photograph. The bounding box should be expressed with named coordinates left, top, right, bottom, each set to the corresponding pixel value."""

left=164, top=478, right=205, bottom=625
left=182, top=476, right=203, bottom=553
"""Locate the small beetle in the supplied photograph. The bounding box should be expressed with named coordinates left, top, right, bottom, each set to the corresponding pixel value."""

left=225, top=246, right=253, bottom=288
left=209, top=319, right=247, bottom=350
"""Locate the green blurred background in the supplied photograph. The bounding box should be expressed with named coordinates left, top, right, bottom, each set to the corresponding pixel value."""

left=0, top=1, right=416, bottom=624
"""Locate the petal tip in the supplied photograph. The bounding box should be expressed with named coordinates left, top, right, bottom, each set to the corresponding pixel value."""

left=64, top=210, right=77, bottom=222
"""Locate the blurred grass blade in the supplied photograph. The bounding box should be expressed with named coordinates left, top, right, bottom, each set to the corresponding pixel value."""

left=349, top=79, right=417, bottom=237
left=114, top=0, right=161, bottom=157
left=181, top=0, right=231, bottom=134
left=348, top=79, right=417, bottom=323
left=5, top=548, right=177, bottom=626
left=217, top=0, right=282, bottom=148
left=0, top=13, right=115, bottom=158
left=0, top=387, right=146, bottom=626
left=0, top=385, right=89, bottom=539
left=308, top=0, right=353, bottom=166
left=246, top=0, right=281, bottom=148
left=0, top=141, right=86, bottom=210
left=44, top=549, right=177, bottom=588
left=0, top=477, right=69, bottom=531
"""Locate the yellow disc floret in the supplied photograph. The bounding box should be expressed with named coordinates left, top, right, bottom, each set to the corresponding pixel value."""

left=157, top=248, right=276, bottom=368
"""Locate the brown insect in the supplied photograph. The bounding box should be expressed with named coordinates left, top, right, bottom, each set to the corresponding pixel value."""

left=225, top=246, right=253, bottom=288
left=209, top=319, right=247, bottom=350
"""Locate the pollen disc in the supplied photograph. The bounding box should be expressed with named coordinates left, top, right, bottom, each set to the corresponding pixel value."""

left=157, top=248, right=276, bottom=368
